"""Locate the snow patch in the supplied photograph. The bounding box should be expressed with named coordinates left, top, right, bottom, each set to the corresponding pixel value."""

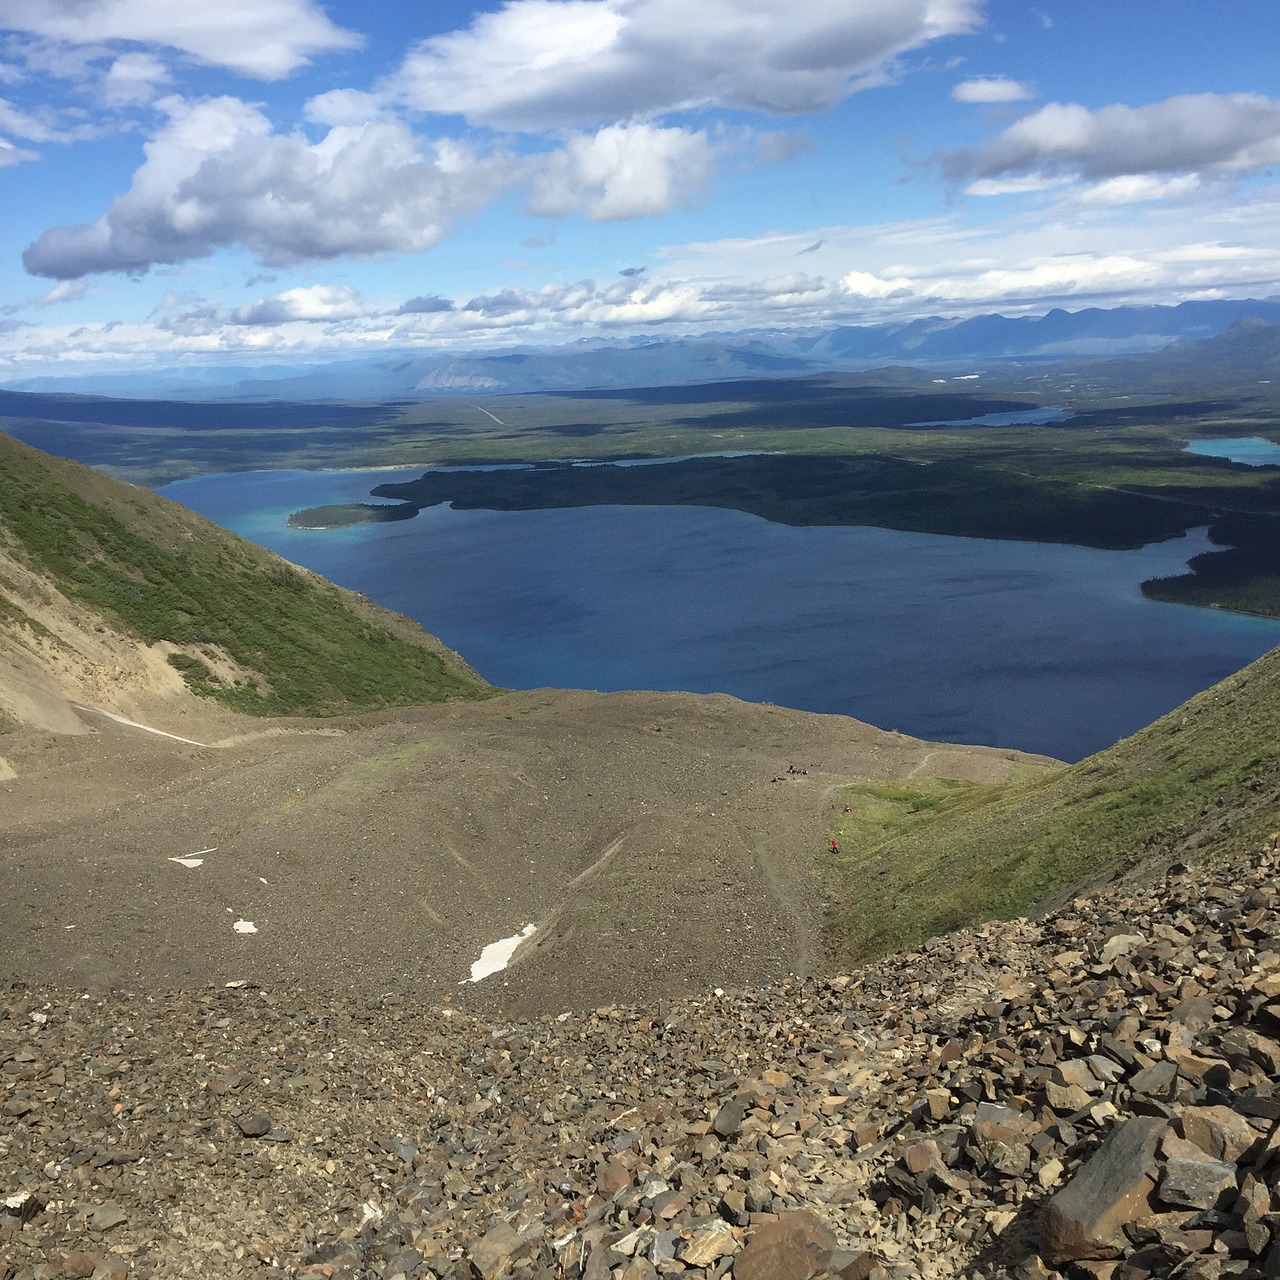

left=461, top=923, right=536, bottom=984
left=170, top=846, right=215, bottom=869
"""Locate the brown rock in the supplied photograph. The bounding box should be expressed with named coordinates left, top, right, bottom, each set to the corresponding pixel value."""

left=56, top=1253, right=98, bottom=1280
left=735, top=1211, right=836, bottom=1280
left=469, top=1222, right=523, bottom=1278
left=596, top=1158, right=632, bottom=1198
left=838, top=1253, right=885, bottom=1280
left=1180, top=1106, right=1256, bottom=1162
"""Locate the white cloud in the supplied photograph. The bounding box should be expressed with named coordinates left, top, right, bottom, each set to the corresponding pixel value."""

left=841, top=268, right=914, bottom=298
left=101, top=51, right=170, bottom=106
left=0, top=95, right=103, bottom=143
left=40, top=279, right=90, bottom=305
left=158, top=284, right=371, bottom=334
left=22, top=96, right=518, bottom=279
left=928, top=254, right=1159, bottom=302
left=965, top=174, right=1065, bottom=197
left=0, top=0, right=361, bottom=79
left=940, top=93, right=1280, bottom=183
left=952, top=76, right=1033, bottom=104
left=305, top=89, right=390, bottom=128
left=528, top=123, right=719, bottom=220
left=389, top=0, right=985, bottom=131
left=1071, top=174, right=1202, bottom=207
left=232, top=284, right=366, bottom=325
left=0, top=134, right=38, bottom=165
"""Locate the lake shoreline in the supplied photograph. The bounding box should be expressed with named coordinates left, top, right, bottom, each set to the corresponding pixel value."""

left=159, top=465, right=1280, bottom=763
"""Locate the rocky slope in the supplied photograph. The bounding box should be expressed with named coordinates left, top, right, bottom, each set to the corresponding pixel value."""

left=4, top=843, right=1280, bottom=1279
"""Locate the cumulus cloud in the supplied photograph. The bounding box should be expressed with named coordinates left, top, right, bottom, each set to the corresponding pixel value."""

left=461, top=281, right=599, bottom=319
left=232, top=284, right=366, bottom=325
left=101, top=52, right=170, bottom=107
left=23, top=96, right=517, bottom=279
left=305, top=89, right=390, bottom=128
left=939, top=93, right=1280, bottom=183
left=398, top=294, right=455, bottom=314
left=841, top=268, right=914, bottom=298
left=389, top=0, right=985, bottom=131
left=159, top=284, right=368, bottom=334
left=528, top=123, right=718, bottom=220
left=952, top=76, right=1033, bottom=104
left=1, top=0, right=360, bottom=79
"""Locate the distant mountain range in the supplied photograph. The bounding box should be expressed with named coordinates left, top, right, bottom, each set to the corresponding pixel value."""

left=7, top=297, right=1280, bottom=401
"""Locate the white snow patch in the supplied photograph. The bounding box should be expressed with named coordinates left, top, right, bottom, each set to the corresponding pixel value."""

left=233, top=919, right=258, bottom=934
left=461, top=923, right=536, bottom=984
left=169, top=846, right=214, bottom=869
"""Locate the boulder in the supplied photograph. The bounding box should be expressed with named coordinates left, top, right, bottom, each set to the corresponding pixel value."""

left=1041, top=1117, right=1166, bottom=1264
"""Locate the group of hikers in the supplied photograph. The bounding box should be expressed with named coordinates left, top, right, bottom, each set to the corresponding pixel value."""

left=764, top=761, right=851, bottom=856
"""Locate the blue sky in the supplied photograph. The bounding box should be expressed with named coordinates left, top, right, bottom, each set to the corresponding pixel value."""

left=2, top=0, right=1279, bottom=375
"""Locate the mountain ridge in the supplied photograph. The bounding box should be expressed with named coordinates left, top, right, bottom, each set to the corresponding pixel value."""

left=7, top=297, right=1280, bottom=401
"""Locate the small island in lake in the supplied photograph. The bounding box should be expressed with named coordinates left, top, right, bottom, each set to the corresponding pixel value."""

left=286, top=502, right=419, bottom=530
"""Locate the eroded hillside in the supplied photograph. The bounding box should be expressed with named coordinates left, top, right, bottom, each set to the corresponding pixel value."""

left=0, top=430, right=488, bottom=730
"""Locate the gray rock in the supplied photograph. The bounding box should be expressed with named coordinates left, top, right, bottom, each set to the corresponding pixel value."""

left=1041, top=1116, right=1167, bottom=1264
left=712, top=1095, right=751, bottom=1138
left=89, top=1201, right=127, bottom=1231
left=1159, top=1156, right=1236, bottom=1209
left=235, top=1112, right=274, bottom=1137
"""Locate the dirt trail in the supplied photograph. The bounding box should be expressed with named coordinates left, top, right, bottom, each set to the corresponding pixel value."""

left=70, top=703, right=209, bottom=746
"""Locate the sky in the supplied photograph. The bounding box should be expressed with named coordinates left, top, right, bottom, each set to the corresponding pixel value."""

left=2, top=0, right=1279, bottom=375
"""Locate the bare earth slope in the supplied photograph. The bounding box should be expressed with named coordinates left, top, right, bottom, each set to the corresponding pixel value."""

left=0, top=689, right=1042, bottom=1016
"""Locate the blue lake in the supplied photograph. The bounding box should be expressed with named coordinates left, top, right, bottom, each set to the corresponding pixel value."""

left=1185, top=437, right=1280, bottom=466
left=158, top=467, right=1280, bottom=763
left=909, top=407, right=1069, bottom=428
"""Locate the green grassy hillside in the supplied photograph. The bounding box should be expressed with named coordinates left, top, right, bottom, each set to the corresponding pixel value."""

left=824, top=643, right=1280, bottom=962
left=0, top=431, right=492, bottom=715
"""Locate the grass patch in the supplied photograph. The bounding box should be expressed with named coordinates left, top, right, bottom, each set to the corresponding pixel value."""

left=822, top=644, right=1280, bottom=964
left=0, top=432, right=492, bottom=717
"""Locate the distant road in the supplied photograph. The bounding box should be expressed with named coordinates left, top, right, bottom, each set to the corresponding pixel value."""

left=470, top=404, right=508, bottom=426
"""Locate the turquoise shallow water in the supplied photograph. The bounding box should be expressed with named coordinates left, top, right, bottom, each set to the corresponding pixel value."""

left=159, top=467, right=1280, bottom=762
left=1185, top=437, right=1280, bottom=465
